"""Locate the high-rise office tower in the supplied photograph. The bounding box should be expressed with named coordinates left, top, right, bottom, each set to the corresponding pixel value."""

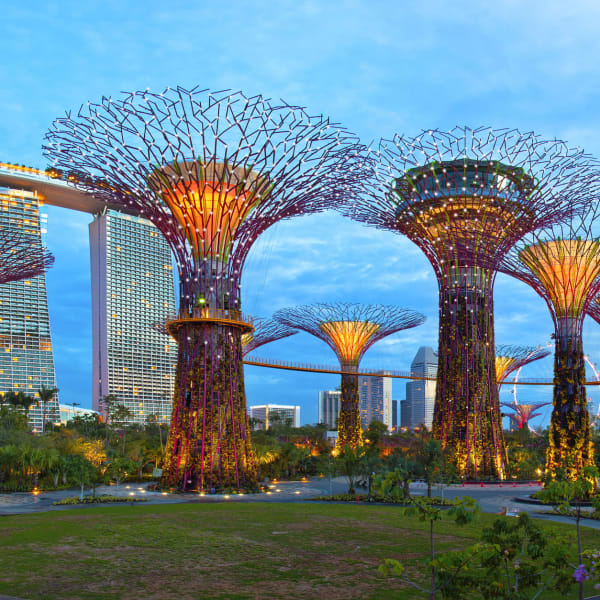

left=318, top=390, right=341, bottom=429
left=0, top=187, right=59, bottom=430
left=248, top=404, right=300, bottom=430
left=90, top=210, right=176, bottom=424
left=391, top=399, right=398, bottom=430
left=403, top=347, right=438, bottom=429
left=358, top=372, right=392, bottom=431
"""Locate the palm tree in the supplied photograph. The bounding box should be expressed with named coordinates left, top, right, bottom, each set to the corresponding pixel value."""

left=37, top=385, right=58, bottom=433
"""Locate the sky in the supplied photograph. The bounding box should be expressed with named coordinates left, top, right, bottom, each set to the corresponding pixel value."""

left=2, top=0, right=600, bottom=425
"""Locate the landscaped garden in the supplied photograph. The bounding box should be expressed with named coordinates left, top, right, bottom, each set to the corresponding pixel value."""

left=0, top=502, right=598, bottom=599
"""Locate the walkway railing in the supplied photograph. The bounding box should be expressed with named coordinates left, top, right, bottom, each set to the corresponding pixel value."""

left=243, top=355, right=600, bottom=385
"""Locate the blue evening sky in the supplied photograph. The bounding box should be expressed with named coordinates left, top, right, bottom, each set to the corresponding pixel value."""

left=2, top=1, right=600, bottom=425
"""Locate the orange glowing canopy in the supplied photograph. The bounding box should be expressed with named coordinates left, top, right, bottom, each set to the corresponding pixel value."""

left=151, top=161, right=270, bottom=261
left=519, top=239, right=600, bottom=318
left=319, top=320, right=381, bottom=365
left=495, top=355, right=517, bottom=383
left=410, top=197, right=532, bottom=249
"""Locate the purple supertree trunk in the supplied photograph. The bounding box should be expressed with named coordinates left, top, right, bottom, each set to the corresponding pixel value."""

left=162, top=320, right=255, bottom=491
left=338, top=362, right=361, bottom=448
left=433, top=265, right=505, bottom=478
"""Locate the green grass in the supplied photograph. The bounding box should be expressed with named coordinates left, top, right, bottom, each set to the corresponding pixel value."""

left=0, top=502, right=597, bottom=599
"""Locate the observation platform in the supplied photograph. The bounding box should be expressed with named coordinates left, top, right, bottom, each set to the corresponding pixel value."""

left=166, top=308, right=254, bottom=337
left=0, top=162, right=139, bottom=216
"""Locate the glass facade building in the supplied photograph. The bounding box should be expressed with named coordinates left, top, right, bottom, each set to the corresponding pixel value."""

left=402, top=346, right=438, bottom=429
left=90, top=210, right=176, bottom=425
left=248, top=404, right=300, bottom=430
left=0, top=188, right=59, bottom=430
left=358, top=371, right=392, bottom=431
left=318, top=390, right=341, bottom=429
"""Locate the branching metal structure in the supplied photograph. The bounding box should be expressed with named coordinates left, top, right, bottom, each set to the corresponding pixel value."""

left=241, top=317, right=297, bottom=357
left=273, top=303, right=425, bottom=447
left=495, top=345, right=551, bottom=387
left=44, top=87, right=365, bottom=491
left=586, top=296, right=600, bottom=326
left=501, top=201, right=600, bottom=479
left=341, top=126, right=596, bottom=478
left=501, top=402, right=551, bottom=431
left=0, top=229, right=54, bottom=283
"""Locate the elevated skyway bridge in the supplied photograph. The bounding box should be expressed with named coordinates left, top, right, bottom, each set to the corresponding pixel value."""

left=0, top=162, right=138, bottom=215
left=243, top=355, right=600, bottom=385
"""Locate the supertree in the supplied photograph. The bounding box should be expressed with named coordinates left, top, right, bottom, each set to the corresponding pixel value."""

left=44, top=87, right=365, bottom=491
left=0, top=229, right=54, bottom=282
left=501, top=401, right=551, bottom=432
left=153, top=316, right=297, bottom=357
left=273, top=303, right=425, bottom=447
left=495, top=345, right=551, bottom=388
left=241, top=317, right=297, bottom=356
left=340, top=127, right=596, bottom=478
left=500, top=200, right=600, bottom=480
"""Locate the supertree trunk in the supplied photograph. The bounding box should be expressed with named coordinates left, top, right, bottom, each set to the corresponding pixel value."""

left=337, top=362, right=362, bottom=448
left=546, top=328, right=594, bottom=480
left=433, top=265, right=505, bottom=478
left=161, top=321, right=256, bottom=491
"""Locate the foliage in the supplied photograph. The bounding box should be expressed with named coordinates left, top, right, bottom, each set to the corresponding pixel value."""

left=52, top=494, right=148, bottom=505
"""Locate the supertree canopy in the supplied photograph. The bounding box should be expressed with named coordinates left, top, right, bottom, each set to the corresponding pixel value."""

left=0, top=229, right=54, bottom=283
left=501, top=402, right=551, bottom=432
left=340, top=126, right=597, bottom=478
left=44, top=87, right=365, bottom=491
left=241, top=317, right=297, bottom=357
left=501, top=200, right=600, bottom=480
left=495, top=345, right=551, bottom=386
left=587, top=295, right=600, bottom=326
left=273, top=303, right=425, bottom=447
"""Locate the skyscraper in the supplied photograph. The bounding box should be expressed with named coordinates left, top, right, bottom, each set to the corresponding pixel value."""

left=358, top=372, right=392, bottom=431
left=90, top=210, right=176, bottom=425
left=403, top=347, right=438, bottom=429
left=0, top=187, right=59, bottom=430
left=391, top=399, right=398, bottom=431
left=318, top=390, right=341, bottom=429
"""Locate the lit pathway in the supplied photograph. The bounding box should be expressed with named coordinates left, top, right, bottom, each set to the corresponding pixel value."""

left=0, top=478, right=598, bottom=530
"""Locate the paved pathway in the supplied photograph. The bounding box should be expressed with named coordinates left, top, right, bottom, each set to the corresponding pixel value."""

left=0, top=478, right=598, bottom=530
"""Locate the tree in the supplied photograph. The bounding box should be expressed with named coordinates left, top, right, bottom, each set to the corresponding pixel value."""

left=37, top=385, right=58, bottom=433
left=66, top=454, right=97, bottom=500
left=538, top=465, right=600, bottom=600
left=4, top=391, right=35, bottom=413
left=413, top=439, right=444, bottom=498
left=336, top=445, right=364, bottom=494
left=380, top=496, right=480, bottom=600
left=106, top=457, right=136, bottom=488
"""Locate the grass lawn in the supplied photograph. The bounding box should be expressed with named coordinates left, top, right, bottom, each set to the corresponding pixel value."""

left=0, top=502, right=597, bottom=599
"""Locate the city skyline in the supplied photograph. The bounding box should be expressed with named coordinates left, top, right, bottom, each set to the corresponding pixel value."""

left=2, top=2, right=600, bottom=426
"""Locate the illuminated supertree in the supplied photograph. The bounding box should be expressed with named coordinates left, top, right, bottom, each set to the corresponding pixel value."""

left=500, top=201, right=600, bottom=479
left=501, top=401, right=551, bottom=431
left=44, top=87, right=365, bottom=491
left=341, top=127, right=596, bottom=477
left=273, top=303, right=425, bottom=447
left=495, top=345, right=551, bottom=387
left=0, top=229, right=54, bottom=282
left=153, top=316, right=297, bottom=357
